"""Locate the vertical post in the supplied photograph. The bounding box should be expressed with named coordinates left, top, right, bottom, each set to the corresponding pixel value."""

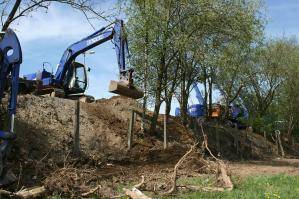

left=263, top=131, right=266, bottom=139
left=163, top=112, right=167, bottom=150
left=216, top=131, right=220, bottom=155
left=128, top=110, right=135, bottom=150
left=9, top=114, right=15, bottom=133
left=163, top=114, right=167, bottom=149
left=73, top=100, right=80, bottom=156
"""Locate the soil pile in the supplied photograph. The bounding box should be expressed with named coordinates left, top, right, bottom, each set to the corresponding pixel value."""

left=7, top=95, right=195, bottom=193
left=200, top=122, right=279, bottom=160
left=0, top=94, right=283, bottom=197
left=14, top=95, right=195, bottom=163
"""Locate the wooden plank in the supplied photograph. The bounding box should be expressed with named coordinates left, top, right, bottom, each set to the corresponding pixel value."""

left=109, top=80, right=144, bottom=99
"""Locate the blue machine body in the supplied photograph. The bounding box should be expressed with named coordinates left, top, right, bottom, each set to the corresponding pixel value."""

left=188, top=104, right=205, bottom=117
left=175, top=107, right=180, bottom=117
left=23, top=73, right=36, bottom=80
left=24, top=69, right=51, bottom=81
left=25, top=19, right=131, bottom=96
left=0, top=29, right=22, bottom=185
left=175, top=83, right=205, bottom=118
left=230, top=97, right=249, bottom=120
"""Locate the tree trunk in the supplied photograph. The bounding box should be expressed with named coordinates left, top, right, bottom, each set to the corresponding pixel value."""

left=208, top=77, right=213, bottom=118
left=203, top=80, right=208, bottom=117
left=141, top=33, right=149, bottom=133
left=150, top=97, right=162, bottom=134
left=180, top=84, right=188, bottom=126
left=149, top=56, right=165, bottom=134
left=203, top=77, right=208, bottom=118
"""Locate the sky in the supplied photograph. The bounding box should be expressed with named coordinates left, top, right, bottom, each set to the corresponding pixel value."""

left=10, top=0, right=299, bottom=115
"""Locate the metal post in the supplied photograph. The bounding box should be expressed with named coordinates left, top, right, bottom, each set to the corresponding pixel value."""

left=128, top=110, right=135, bottom=150
left=73, top=100, right=80, bottom=156
left=9, top=114, right=15, bottom=133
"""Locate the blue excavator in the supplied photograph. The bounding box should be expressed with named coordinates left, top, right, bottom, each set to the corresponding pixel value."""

left=0, top=29, right=22, bottom=186
left=21, top=19, right=143, bottom=100
left=175, top=83, right=205, bottom=117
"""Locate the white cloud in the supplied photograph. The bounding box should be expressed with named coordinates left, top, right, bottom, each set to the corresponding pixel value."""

left=8, top=1, right=132, bottom=100
left=11, top=4, right=106, bottom=42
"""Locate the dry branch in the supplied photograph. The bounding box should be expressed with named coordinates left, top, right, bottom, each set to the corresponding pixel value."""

left=134, top=175, right=145, bottom=189
left=1, top=0, right=108, bottom=31
left=164, top=142, right=199, bottom=195
left=0, top=186, right=46, bottom=198
left=123, top=187, right=151, bottom=199
left=200, top=123, right=233, bottom=191
left=0, top=189, right=14, bottom=197
left=217, top=162, right=233, bottom=190
left=15, top=186, right=46, bottom=198
left=81, top=185, right=101, bottom=197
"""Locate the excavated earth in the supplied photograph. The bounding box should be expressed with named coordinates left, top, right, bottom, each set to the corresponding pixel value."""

left=1, top=95, right=293, bottom=197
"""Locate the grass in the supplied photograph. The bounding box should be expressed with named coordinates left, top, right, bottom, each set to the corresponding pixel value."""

left=43, top=174, right=299, bottom=199
left=171, top=174, right=299, bottom=199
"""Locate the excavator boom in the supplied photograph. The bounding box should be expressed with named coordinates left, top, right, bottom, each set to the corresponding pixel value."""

left=0, top=29, right=22, bottom=186
left=24, top=19, right=143, bottom=100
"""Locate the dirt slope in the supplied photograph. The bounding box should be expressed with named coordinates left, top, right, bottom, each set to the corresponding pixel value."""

left=14, top=95, right=194, bottom=163
left=0, top=94, right=290, bottom=197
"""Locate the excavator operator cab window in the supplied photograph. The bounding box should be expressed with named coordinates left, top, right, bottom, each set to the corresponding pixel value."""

left=74, top=66, right=86, bottom=89
left=67, top=62, right=88, bottom=94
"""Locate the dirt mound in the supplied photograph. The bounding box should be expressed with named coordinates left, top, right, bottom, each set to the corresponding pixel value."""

left=5, top=95, right=194, bottom=191
left=193, top=121, right=279, bottom=160
left=0, top=94, right=284, bottom=197
left=14, top=95, right=174, bottom=162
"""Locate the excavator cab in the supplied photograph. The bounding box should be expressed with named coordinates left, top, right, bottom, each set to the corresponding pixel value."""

left=64, top=62, right=88, bottom=95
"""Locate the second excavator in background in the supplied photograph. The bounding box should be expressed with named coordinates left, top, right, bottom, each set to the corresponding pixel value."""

left=21, top=19, right=143, bottom=101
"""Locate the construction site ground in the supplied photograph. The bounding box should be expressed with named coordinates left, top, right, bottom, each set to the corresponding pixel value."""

left=2, top=95, right=298, bottom=198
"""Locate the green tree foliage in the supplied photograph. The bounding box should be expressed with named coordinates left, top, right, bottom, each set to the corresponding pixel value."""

left=126, top=0, right=298, bottom=141
left=127, top=0, right=264, bottom=132
left=243, top=38, right=299, bottom=137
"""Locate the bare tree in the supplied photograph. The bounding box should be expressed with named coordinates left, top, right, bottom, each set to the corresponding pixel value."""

left=0, top=0, right=109, bottom=31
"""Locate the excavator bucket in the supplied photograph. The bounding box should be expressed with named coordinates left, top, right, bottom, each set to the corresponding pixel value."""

left=109, top=80, right=144, bottom=99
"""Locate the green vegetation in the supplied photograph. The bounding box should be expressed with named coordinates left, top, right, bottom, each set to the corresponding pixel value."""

left=125, top=0, right=299, bottom=139
left=170, top=174, right=299, bottom=199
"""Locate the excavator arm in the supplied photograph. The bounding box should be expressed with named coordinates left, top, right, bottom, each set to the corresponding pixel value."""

left=192, top=83, right=204, bottom=105
left=33, top=19, right=142, bottom=99
left=0, top=29, right=22, bottom=186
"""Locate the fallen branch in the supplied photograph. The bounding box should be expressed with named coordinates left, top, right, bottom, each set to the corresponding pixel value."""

left=134, top=175, right=145, bottom=189
left=200, top=124, right=219, bottom=161
left=217, top=162, right=233, bottom=190
left=81, top=185, right=101, bottom=197
left=200, top=123, right=233, bottom=191
left=15, top=186, right=46, bottom=198
left=123, top=187, right=151, bottom=199
left=0, top=189, right=14, bottom=197
left=164, top=142, right=199, bottom=195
